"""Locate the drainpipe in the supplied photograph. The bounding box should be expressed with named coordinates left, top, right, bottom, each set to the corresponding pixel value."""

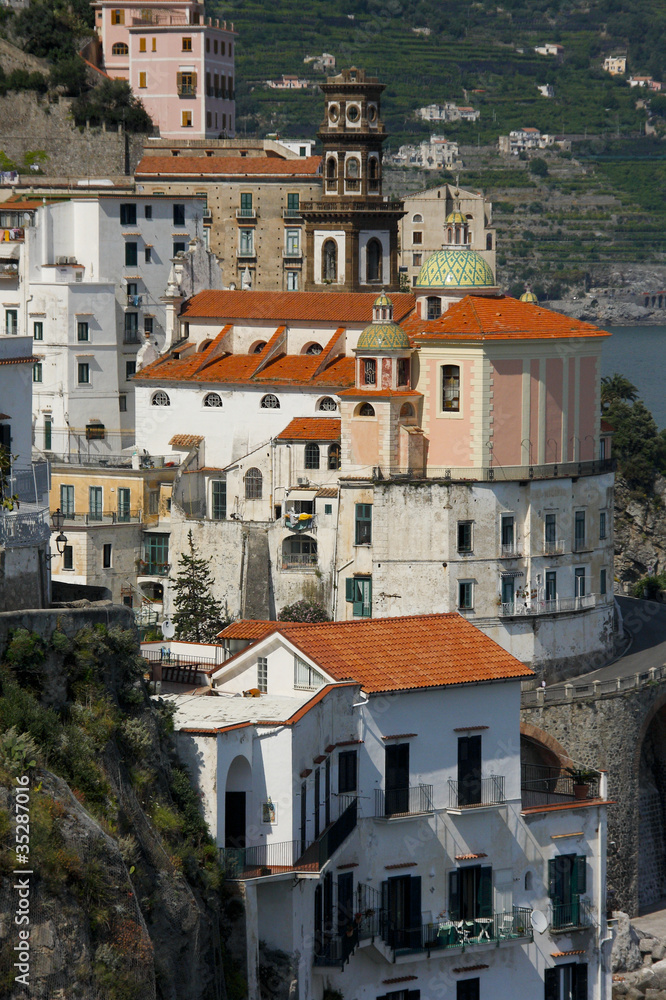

left=597, top=773, right=611, bottom=1000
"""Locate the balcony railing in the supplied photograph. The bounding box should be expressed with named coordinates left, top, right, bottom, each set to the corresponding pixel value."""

left=236, top=247, right=256, bottom=258
left=374, top=783, right=433, bottom=817
left=59, top=509, right=142, bottom=525
left=0, top=507, right=51, bottom=547
left=283, top=248, right=302, bottom=258
left=177, top=84, right=197, bottom=96
left=551, top=897, right=592, bottom=930
left=500, top=542, right=519, bottom=557
left=372, top=458, right=615, bottom=483
left=282, top=553, right=318, bottom=570
left=299, top=796, right=357, bottom=868
left=544, top=539, right=565, bottom=555
left=448, top=775, right=505, bottom=809
left=4, top=462, right=50, bottom=504
left=236, top=207, right=257, bottom=219
left=48, top=453, right=176, bottom=469
left=283, top=208, right=302, bottom=218
left=392, top=907, right=534, bottom=954
left=500, top=594, right=596, bottom=617
left=138, top=562, right=170, bottom=577
left=521, top=763, right=600, bottom=808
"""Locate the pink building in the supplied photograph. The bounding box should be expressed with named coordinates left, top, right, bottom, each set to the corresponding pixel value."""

left=93, top=0, right=235, bottom=138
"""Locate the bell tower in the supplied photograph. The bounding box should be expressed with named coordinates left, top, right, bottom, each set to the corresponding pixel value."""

left=302, top=68, right=404, bottom=293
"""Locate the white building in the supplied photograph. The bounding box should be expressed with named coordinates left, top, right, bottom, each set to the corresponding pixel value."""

left=534, top=43, right=564, bottom=56
left=499, top=128, right=555, bottom=155
left=537, top=84, right=555, bottom=98
left=390, top=136, right=460, bottom=170
left=165, top=612, right=612, bottom=1000
left=416, top=103, right=480, bottom=123
left=603, top=56, right=626, bottom=76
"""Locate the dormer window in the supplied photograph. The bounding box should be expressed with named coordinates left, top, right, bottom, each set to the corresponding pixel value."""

left=364, top=359, right=376, bottom=385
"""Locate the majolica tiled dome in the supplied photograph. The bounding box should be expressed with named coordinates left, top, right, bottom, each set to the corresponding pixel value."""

left=446, top=211, right=467, bottom=224
left=415, top=248, right=495, bottom=289
left=520, top=289, right=538, bottom=303
left=357, top=320, right=410, bottom=350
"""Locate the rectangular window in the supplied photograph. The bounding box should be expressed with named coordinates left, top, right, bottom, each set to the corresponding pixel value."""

left=63, top=544, right=74, bottom=570
left=144, top=246, right=152, bottom=263
left=182, top=111, right=193, bottom=128
left=173, top=204, right=186, bottom=226
left=257, top=656, right=268, bottom=693
left=119, top=394, right=127, bottom=412
left=600, top=568, right=607, bottom=595
left=173, top=242, right=186, bottom=257
left=239, top=228, right=254, bottom=254
left=120, top=203, right=137, bottom=226
left=449, top=865, right=492, bottom=922
left=501, top=514, right=515, bottom=554
left=287, top=192, right=300, bottom=211
left=457, top=521, right=472, bottom=553
left=286, top=228, right=300, bottom=255
left=545, top=513, right=557, bottom=547
left=5, top=309, right=18, bottom=335
left=182, top=36, right=192, bottom=50
left=78, top=363, right=90, bottom=384
left=144, top=533, right=169, bottom=574
left=338, top=750, right=357, bottom=793
left=458, top=581, right=473, bottom=610
left=575, top=568, right=586, bottom=598
left=60, top=484, right=75, bottom=516
left=545, top=570, right=557, bottom=602
left=44, top=416, right=52, bottom=451
left=600, top=438, right=606, bottom=461
left=212, top=480, right=227, bottom=520
left=413, top=253, right=422, bottom=266
left=545, top=963, right=588, bottom=1000
left=77, top=321, right=89, bottom=342
left=457, top=979, right=480, bottom=1000
left=144, top=205, right=152, bottom=219
left=412, top=231, right=423, bottom=244
left=206, top=111, right=212, bottom=129
left=33, top=362, right=42, bottom=383
left=364, top=358, right=376, bottom=385
left=139, top=37, right=146, bottom=52
left=547, top=855, right=587, bottom=929
left=574, top=511, right=586, bottom=550
left=324, top=503, right=332, bottom=515
left=111, top=9, right=124, bottom=24
left=240, top=192, right=253, bottom=214
left=138, top=71, right=146, bottom=88
left=599, top=511, right=607, bottom=540
left=144, top=317, right=153, bottom=334
left=345, top=576, right=372, bottom=617
left=89, top=486, right=103, bottom=521
left=442, top=365, right=460, bottom=411
left=457, top=735, right=482, bottom=806
left=501, top=575, right=514, bottom=606
left=125, top=360, right=136, bottom=380
left=33, top=321, right=43, bottom=341
left=103, top=543, right=112, bottom=568
left=148, top=490, right=159, bottom=515
left=117, top=487, right=131, bottom=522
left=287, top=271, right=298, bottom=291
left=124, top=313, right=139, bottom=343
left=294, top=655, right=323, bottom=690
left=355, top=503, right=372, bottom=545
left=125, top=242, right=137, bottom=267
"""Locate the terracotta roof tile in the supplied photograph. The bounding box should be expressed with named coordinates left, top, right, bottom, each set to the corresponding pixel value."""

left=411, top=295, right=611, bottom=341
left=218, top=613, right=532, bottom=693
left=600, top=419, right=614, bottom=432
left=137, top=348, right=355, bottom=389
left=135, top=155, right=322, bottom=177
left=0, top=355, right=40, bottom=365
left=218, top=620, right=279, bottom=640
left=276, top=418, right=341, bottom=441
left=316, top=487, right=339, bottom=498
left=180, top=290, right=416, bottom=323
left=169, top=434, right=204, bottom=447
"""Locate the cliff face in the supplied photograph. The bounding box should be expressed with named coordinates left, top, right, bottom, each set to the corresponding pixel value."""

left=614, top=476, right=666, bottom=591
left=0, top=613, right=237, bottom=1000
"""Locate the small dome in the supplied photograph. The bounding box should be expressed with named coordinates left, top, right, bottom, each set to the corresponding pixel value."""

left=446, top=211, right=467, bottom=225
left=357, top=321, right=410, bottom=350
left=415, top=248, right=495, bottom=289
left=373, top=290, right=392, bottom=309
left=520, top=289, right=538, bottom=303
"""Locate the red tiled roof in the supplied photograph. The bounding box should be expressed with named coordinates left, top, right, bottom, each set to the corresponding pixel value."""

left=135, top=155, right=322, bottom=177
left=169, top=433, right=204, bottom=447
left=137, top=349, right=355, bottom=388
left=316, top=487, right=338, bottom=498
left=219, top=620, right=278, bottom=640
left=217, top=613, right=533, bottom=693
left=0, top=355, right=40, bottom=365
left=276, top=418, right=341, bottom=441
left=180, top=290, right=416, bottom=323
left=410, top=296, right=610, bottom=341
left=600, top=419, right=614, bottom=433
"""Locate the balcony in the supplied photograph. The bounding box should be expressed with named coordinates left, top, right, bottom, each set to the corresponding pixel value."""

left=138, top=561, right=170, bottom=577
left=177, top=84, right=197, bottom=97
left=499, top=594, right=596, bottom=617
left=374, top=783, right=433, bottom=818
left=284, top=513, right=316, bottom=532
left=282, top=552, right=318, bottom=570
left=521, top=763, right=600, bottom=809
left=48, top=453, right=176, bottom=469
left=448, top=775, right=505, bottom=809
left=0, top=507, right=51, bottom=548
left=5, top=463, right=50, bottom=504
left=236, top=207, right=257, bottom=220
left=236, top=247, right=256, bottom=258
left=544, top=539, right=565, bottom=555
left=551, top=897, right=593, bottom=931
left=0, top=263, right=18, bottom=277
left=500, top=542, right=520, bottom=557
left=283, top=248, right=302, bottom=258
left=59, top=510, right=142, bottom=526
left=283, top=208, right=302, bottom=219
left=372, top=457, right=615, bottom=483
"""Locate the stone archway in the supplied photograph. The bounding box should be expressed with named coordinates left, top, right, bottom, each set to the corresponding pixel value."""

left=225, top=754, right=252, bottom=848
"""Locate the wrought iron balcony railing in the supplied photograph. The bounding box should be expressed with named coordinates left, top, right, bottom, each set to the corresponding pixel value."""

left=448, top=775, right=505, bottom=809
left=374, top=783, right=433, bottom=818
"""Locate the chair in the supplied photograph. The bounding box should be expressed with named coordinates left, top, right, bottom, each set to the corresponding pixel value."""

left=498, top=914, right=514, bottom=938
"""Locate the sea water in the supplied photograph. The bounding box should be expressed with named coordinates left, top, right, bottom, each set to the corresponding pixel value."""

left=601, top=326, right=666, bottom=430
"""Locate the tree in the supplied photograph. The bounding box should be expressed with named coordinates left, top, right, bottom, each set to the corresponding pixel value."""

left=170, top=531, right=230, bottom=642
left=601, top=372, right=638, bottom=411
left=529, top=157, right=549, bottom=177
left=71, top=79, right=153, bottom=132
left=278, top=599, right=330, bottom=623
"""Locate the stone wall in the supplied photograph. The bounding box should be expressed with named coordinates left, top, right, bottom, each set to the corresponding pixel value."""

left=0, top=37, right=49, bottom=75
left=0, top=603, right=135, bottom=656
left=0, top=544, right=47, bottom=612
left=0, top=92, right=144, bottom=177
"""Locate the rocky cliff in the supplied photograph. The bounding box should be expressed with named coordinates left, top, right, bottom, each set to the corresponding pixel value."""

left=614, top=476, right=666, bottom=593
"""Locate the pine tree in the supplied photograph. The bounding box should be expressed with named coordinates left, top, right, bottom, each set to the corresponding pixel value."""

left=170, top=530, right=230, bottom=642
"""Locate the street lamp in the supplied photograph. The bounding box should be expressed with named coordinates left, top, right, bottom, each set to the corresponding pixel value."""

left=51, top=508, right=68, bottom=555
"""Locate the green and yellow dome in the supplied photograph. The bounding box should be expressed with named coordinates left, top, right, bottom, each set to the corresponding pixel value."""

left=357, top=292, right=410, bottom=350
left=446, top=211, right=467, bottom=225
left=520, top=289, right=538, bottom=303
left=415, top=248, right=495, bottom=289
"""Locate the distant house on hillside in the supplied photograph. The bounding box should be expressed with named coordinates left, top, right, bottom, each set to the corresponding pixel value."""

left=412, top=26, right=431, bottom=35
left=389, top=135, right=460, bottom=169
left=266, top=74, right=311, bottom=90
left=416, top=102, right=479, bottom=123
left=536, top=84, right=555, bottom=98
left=534, top=43, right=564, bottom=56
left=303, top=52, right=335, bottom=72
left=499, top=127, right=554, bottom=155
left=603, top=55, right=626, bottom=75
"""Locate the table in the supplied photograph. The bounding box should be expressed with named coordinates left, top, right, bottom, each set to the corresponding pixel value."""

left=475, top=917, right=493, bottom=941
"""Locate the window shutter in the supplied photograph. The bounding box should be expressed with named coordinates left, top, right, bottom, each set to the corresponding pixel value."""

left=575, top=855, right=587, bottom=894
left=574, top=963, right=588, bottom=1000
left=381, top=880, right=388, bottom=939
left=176, top=72, right=182, bottom=89
left=548, top=859, right=558, bottom=900
left=345, top=577, right=354, bottom=602
left=409, top=875, right=422, bottom=944
left=191, top=71, right=197, bottom=88
left=407, top=992, right=421, bottom=1000
left=449, top=869, right=460, bottom=920
left=478, top=865, right=492, bottom=918
left=544, top=968, right=559, bottom=1000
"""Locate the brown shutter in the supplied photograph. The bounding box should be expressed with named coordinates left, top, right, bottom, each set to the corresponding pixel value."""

left=176, top=72, right=183, bottom=91
left=191, top=72, right=197, bottom=89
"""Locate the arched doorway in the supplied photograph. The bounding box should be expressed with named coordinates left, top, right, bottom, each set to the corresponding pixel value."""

left=366, top=238, right=382, bottom=282
left=322, top=239, right=337, bottom=282
left=225, top=755, right=252, bottom=848
left=638, top=705, right=666, bottom=910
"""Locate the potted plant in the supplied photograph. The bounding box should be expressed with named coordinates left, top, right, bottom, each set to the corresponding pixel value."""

left=565, top=766, right=597, bottom=799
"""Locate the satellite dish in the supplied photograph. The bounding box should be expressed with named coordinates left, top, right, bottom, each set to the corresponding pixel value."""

left=162, top=619, right=175, bottom=639
left=531, top=909, right=548, bottom=934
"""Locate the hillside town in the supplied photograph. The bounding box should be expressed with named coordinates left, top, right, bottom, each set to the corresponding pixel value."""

left=2, top=1, right=666, bottom=1000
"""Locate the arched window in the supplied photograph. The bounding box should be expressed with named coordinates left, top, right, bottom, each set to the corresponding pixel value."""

left=112, top=42, right=129, bottom=55
left=366, top=238, right=382, bottom=283
left=198, top=340, right=213, bottom=352
left=282, top=534, right=317, bottom=569
left=305, top=343, right=323, bottom=355
left=327, top=157, right=337, bottom=179
left=400, top=402, right=414, bottom=418
left=358, top=403, right=375, bottom=417
left=304, top=443, right=320, bottom=469
left=251, top=341, right=267, bottom=354
left=260, top=393, right=280, bottom=409
left=412, top=213, right=423, bottom=223
left=427, top=296, right=442, bottom=320
left=346, top=157, right=359, bottom=178
left=151, top=390, right=170, bottom=406
left=442, top=365, right=460, bottom=412
left=323, top=240, right=337, bottom=282
left=245, top=467, right=262, bottom=499
left=203, top=392, right=222, bottom=407
left=318, top=397, right=337, bottom=411
left=328, top=443, right=341, bottom=469
left=363, top=359, right=376, bottom=385
left=486, top=233, right=493, bottom=250
left=524, top=871, right=533, bottom=891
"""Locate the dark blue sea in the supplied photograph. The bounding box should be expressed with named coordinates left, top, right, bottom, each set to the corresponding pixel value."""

left=601, top=326, right=666, bottom=429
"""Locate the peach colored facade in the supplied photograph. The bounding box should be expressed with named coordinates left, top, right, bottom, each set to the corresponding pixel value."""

left=93, top=0, right=235, bottom=138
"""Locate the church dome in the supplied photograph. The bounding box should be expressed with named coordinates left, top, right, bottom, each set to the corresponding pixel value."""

left=520, top=289, right=538, bottom=303
left=415, top=248, right=495, bottom=289
left=446, top=211, right=467, bottom=225
left=358, top=293, right=410, bottom=349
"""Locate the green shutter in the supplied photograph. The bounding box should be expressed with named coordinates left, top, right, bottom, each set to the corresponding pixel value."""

left=478, top=865, right=492, bottom=918
left=575, top=855, right=587, bottom=894
left=345, top=577, right=354, bottom=602
left=548, top=858, right=558, bottom=900
left=449, top=869, right=460, bottom=920
left=544, top=968, right=559, bottom=1000
left=574, top=963, right=588, bottom=1000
